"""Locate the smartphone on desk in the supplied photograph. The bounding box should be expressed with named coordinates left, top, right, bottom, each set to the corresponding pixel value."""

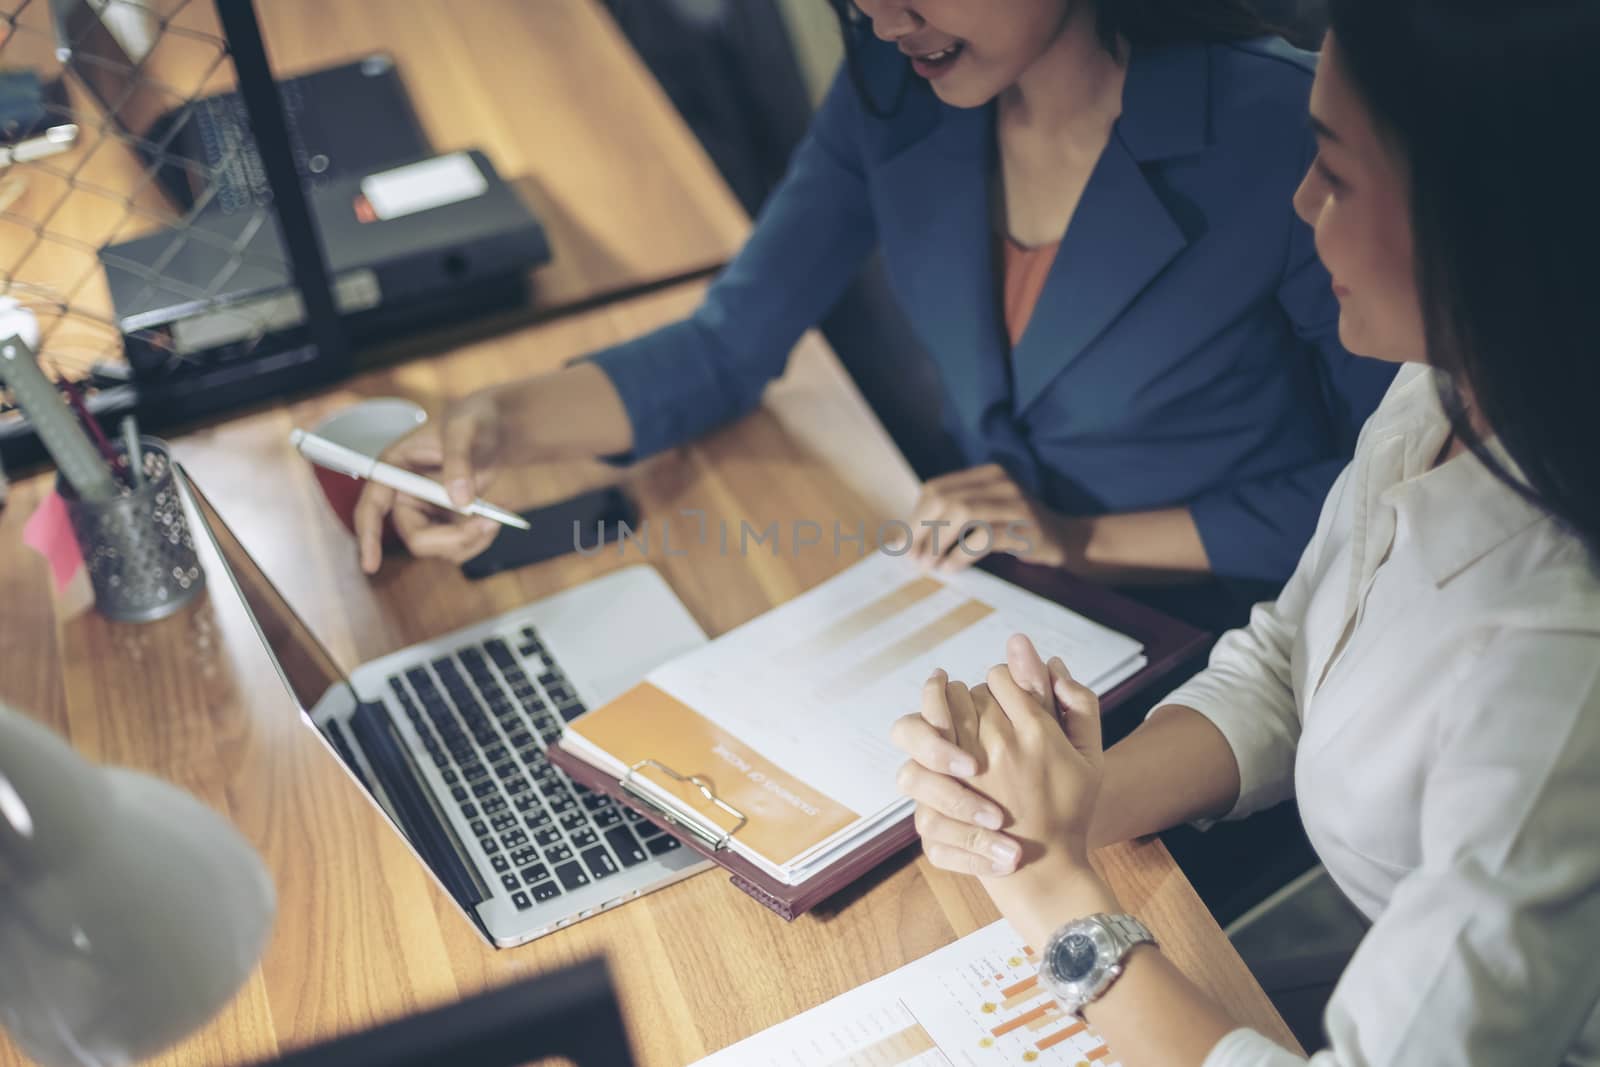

left=460, top=486, right=638, bottom=580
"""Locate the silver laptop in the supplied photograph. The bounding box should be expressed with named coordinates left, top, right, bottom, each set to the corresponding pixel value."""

left=175, top=466, right=710, bottom=948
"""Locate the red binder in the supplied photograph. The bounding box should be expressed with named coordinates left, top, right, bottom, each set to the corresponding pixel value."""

left=547, top=556, right=1209, bottom=921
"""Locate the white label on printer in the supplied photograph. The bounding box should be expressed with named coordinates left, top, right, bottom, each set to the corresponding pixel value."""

left=360, top=152, right=489, bottom=220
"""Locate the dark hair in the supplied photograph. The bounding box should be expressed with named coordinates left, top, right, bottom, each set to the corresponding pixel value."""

left=826, top=0, right=1280, bottom=117
left=1328, top=0, right=1600, bottom=565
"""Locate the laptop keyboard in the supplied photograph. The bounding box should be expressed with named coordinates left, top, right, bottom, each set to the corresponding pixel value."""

left=384, top=625, right=680, bottom=912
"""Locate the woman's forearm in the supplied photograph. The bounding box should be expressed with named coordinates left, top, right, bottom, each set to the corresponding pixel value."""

left=1068, top=507, right=1214, bottom=583
left=486, top=361, right=636, bottom=463
left=1087, top=939, right=1247, bottom=1066
left=1088, top=704, right=1243, bottom=849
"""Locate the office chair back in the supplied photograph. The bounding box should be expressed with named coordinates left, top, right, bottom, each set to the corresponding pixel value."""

left=251, top=958, right=635, bottom=1067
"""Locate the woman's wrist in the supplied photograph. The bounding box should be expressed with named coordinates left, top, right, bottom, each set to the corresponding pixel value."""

left=1071, top=508, right=1212, bottom=580
left=987, top=851, right=1122, bottom=948
left=488, top=363, right=630, bottom=464
left=1040, top=512, right=1088, bottom=571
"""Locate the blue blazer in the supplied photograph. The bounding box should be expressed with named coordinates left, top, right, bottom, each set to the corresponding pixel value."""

left=589, top=36, right=1396, bottom=584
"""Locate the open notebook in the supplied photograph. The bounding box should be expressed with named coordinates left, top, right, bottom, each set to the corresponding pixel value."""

left=694, top=919, right=1122, bottom=1065
left=552, top=553, right=1144, bottom=912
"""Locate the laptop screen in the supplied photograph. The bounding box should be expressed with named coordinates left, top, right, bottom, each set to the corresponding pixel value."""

left=177, top=466, right=354, bottom=716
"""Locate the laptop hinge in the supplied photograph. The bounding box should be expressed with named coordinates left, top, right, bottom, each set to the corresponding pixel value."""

left=345, top=700, right=490, bottom=910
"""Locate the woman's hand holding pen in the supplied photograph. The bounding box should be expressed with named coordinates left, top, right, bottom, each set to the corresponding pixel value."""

left=355, top=390, right=507, bottom=573
left=354, top=363, right=637, bottom=574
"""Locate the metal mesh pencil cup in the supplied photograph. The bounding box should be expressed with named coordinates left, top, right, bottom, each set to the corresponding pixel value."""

left=56, top=438, right=205, bottom=622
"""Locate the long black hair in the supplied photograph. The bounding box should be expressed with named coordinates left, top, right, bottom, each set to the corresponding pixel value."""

left=826, top=0, right=1281, bottom=116
left=1329, top=0, right=1600, bottom=565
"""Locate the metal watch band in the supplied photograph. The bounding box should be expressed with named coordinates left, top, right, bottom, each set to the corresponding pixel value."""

left=1100, top=912, right=1156, bottom=953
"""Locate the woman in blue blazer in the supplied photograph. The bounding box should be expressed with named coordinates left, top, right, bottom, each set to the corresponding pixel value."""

left=356, top=0, right=1395, bottom=626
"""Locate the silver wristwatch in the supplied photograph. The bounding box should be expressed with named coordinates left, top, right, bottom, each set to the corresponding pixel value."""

left=1038, top=913, right=1156, bottom=1017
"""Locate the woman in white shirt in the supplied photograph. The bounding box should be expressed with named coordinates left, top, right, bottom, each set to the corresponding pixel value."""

left=889, top=1, right=1600, bottom=1064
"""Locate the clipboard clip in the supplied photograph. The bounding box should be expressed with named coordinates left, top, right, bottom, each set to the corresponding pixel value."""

left=620, top=758, right=748, bottom=852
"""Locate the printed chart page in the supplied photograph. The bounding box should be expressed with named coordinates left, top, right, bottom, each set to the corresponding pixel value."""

left=651, top=552, right=1144, bottom=819
left=694, top=919, right=1121, bottom=1067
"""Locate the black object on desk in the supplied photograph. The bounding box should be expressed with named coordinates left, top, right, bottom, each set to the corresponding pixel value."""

left=3, top=0, right=354, bottom=472
left=462, top=487, right=639, bottom=581
left=53, top=0, right=428, bottom=214
left=250, top=958, right=637, bottom=1067
left=99, top=148, right=550, bottom=376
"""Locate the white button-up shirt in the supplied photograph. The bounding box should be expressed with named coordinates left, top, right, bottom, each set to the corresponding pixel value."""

left=1160, top=364, right=1600, bottom=1066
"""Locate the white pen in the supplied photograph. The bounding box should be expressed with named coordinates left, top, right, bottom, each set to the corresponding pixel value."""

left=290, top=428, right=530, bottom=531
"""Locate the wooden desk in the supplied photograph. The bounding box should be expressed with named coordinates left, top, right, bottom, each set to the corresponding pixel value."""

left=0, top=281, right=1296, bottom=1066
left=0, top=0, right=747, bottom=377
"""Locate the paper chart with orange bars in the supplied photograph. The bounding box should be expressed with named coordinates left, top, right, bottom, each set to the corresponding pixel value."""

left=903, top=921, right=1117, bottom=1066
left=693, top=920, right=1120, bottom=1067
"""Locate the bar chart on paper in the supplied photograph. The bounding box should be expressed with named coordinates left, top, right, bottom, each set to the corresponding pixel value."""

left=901, top=921, right=1116, bottom=1067
left=646, top=553, right=1147, bottom=824
left=694, top=921, right=1120, bottom=1067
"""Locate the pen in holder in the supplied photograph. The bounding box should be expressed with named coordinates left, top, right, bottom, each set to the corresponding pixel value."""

left=56, top=437, right=205, bottom=623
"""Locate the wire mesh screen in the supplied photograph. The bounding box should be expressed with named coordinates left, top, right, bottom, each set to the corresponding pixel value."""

left=1, top=0, right=304, bottom=457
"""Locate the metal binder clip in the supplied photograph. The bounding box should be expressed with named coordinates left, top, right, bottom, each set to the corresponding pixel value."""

left=620, top=758, right=748, bottom=851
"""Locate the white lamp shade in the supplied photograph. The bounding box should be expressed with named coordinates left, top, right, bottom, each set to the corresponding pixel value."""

left=0, top=705, right=276, bottom=1066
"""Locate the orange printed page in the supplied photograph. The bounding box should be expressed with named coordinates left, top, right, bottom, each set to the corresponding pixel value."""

left=567, top=681, right=858, bottom=868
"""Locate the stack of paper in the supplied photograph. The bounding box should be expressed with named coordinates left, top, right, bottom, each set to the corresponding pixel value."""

left=560, top=553, right=1144, bottom=887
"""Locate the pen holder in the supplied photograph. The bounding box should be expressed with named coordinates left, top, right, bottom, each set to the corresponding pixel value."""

left=56, top=437, right=205, bottom=623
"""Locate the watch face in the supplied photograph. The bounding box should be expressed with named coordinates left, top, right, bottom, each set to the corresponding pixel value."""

left=1048, top=932, right=1099, bottom=983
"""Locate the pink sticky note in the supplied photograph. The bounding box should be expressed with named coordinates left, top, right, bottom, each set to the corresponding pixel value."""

left=22, top=489, right=85, bottom=595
